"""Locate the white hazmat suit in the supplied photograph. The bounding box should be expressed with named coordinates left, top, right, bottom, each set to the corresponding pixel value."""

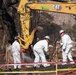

left=33, top=39, right=50, bottom=67
left=61, top=34, right=74, bottom=65
left=12, top=40, right=21, bottom=69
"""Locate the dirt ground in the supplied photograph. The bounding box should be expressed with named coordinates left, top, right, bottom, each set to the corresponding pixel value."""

left=0, top=63, right=76, bottom=75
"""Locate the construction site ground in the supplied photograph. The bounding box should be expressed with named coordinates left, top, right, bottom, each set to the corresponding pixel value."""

left=0, top=60, right=76, bottom=75
left=0, top=44, right=76, bottom=75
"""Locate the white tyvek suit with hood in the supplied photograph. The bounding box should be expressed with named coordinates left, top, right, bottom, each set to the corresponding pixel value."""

left=12, top=40, right=21, bottom=69
left=33, top=39, right=50, bottom=67
left=61, top=34, right=74, bottom=65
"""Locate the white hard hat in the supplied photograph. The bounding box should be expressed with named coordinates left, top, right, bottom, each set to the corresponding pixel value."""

left=59, top=30, right=64, bottom=34
left=44, top=36, right=50, bottom=40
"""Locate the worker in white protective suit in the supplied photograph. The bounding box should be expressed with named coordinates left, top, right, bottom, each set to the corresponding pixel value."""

left=59, top=30, right=75, bottom=65
left=33, top=36, right=51, bottom=68
left=11, top=36, right=21, bottom=69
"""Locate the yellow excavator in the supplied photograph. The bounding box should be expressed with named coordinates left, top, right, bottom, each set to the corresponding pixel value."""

left=17, top=0, right=76, bottom=50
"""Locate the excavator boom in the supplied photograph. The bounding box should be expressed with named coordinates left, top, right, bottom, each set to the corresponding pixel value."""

left=27, top=2, right=76, bottom=14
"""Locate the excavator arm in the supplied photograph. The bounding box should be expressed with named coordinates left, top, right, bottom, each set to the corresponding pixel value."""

left=17, top=0, right=76, bottom=50
left=27, top=1, right=76, bottom=14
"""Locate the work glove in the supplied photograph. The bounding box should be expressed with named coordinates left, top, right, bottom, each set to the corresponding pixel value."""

left=63, top=49, right=65, bottom=52
left=44, top=51, right=50, bottom=59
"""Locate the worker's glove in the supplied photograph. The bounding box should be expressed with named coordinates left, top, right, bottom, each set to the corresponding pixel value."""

left=63, top=49, right=65, bottom=52
left=45, top=52, right=49, bottom=56
left=44, top=51, right=50, bottom=59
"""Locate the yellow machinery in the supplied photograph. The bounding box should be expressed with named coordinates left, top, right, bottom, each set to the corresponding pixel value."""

left=17, top=0, right=76, bottom=50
